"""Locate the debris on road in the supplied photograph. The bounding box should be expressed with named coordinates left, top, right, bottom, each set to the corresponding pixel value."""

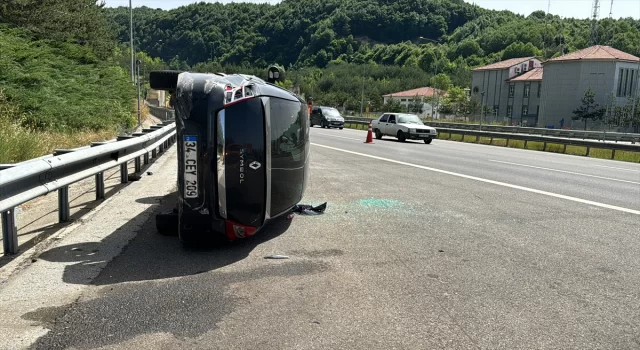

left=128, top=174, right=142, bottom=182
left=293, top=202, right=327, bottom=216
left=264, top=255, right=290, bottom=260
left=147, top=171, right=153, bottom=175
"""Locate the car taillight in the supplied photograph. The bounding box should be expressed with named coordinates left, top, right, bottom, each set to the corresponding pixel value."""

left=225, top=220, right=257, bottom=240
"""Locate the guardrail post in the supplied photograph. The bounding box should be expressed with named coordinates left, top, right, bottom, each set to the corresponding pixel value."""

left=135, top=157, right=142, bottom=173
left=58, top=186, right=70, bottom=223
left=563, top=144, right=567, bottom=153
left=152, top=148, right=157, bottom=158
left=543, top=142, right=548, bottom=151
left=144, top=153, right=150, bottom=165
left=611, top=149, right=616, bottom=160
left=120, top=163, right=128, bottom=184
left=95, top=172, right=105, bottom=200
left=586, top=147, right=591, bottom=157
left=2, top=209, right=18, bottom=255
left=524, top=140, right=528, bottom=149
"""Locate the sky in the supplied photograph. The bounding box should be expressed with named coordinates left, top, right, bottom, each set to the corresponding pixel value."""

left=103, top=0, right=640, bottom=20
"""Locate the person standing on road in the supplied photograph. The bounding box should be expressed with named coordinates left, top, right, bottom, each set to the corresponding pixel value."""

left=559, top=118, right=565, bottom=128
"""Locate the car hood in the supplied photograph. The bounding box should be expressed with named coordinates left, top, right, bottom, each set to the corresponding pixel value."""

left=326, top=116, right=345, bottom=121
left=398, top=123, right=436, bottom=131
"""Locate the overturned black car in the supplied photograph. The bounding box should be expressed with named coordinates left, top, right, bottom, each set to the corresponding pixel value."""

left=150, top=69, right=310, bottom=244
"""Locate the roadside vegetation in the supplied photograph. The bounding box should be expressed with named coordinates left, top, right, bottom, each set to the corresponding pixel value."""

left=0, top=0, right=138, bottom=163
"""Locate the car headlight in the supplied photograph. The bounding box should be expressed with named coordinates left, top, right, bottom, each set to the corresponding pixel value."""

left=409, top=128, right=416, bottom=133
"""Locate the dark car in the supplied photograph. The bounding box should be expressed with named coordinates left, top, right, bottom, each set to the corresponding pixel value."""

left=150, top=70, right=310, bottom=244
left=310, top=106, right=345, bottom=129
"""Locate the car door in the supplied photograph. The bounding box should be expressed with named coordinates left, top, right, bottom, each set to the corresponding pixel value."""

left=384, top=114, right=397, bottom=135
left=311, top=108, right=322, bottom=126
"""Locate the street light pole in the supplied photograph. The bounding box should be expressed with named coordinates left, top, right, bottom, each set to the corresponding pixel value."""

left=129, top=0, right=134, bottom=83
left=136, top=60, right=141, bottom=127
left=419, top=37, right=440, bottom=119
left=630, top=59, right=640, bottom=129
left=360, top=75, right=365, bottom=117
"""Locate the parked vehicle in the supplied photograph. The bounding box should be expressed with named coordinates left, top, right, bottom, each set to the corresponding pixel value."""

left=150, top=70, right=310, bottom=244
left=372, top=113, right=437, bottom=144
left=310, top=106, right=345, bottom=129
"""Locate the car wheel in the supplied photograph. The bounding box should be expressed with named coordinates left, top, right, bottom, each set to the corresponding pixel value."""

left=310, top=122, right=314, bottom=127
left=424, top=138, right=433, bottom=144
left=375, top=129, right=383, bottom=139
left=155, top=210, right=178, bottom=236
left=397, top=131, right=406, bottom=142
left=339, top=127, right=343, bottom=130
left=322, top=122, right=327, bottom=129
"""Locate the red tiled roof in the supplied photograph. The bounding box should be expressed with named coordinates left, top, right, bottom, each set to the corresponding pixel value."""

left=382, top=87, right=443, bottom=97
left=546, top=45, right=639, bottom=63
left=508, top=67, right=543, bottom=82
left=472, top=57, right=535, bottom=71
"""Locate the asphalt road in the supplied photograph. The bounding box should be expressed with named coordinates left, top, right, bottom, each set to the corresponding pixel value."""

left=3, top=128, right=640, bottom=349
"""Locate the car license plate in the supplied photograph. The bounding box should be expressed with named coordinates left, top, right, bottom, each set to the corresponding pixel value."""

left=419, top=134, right=429, bottom=137
left=184, top=135, right=198, bottom=198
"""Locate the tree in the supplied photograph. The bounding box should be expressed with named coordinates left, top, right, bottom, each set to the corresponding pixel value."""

left=572, top=87, right=605, bottom=130
left=382, top=97, right=403, bottom=113
left=407, top=94, right=424, bottom=114
left=502, top=41, right=541, bottom=60
left=430, top=73, right=453, bottom=92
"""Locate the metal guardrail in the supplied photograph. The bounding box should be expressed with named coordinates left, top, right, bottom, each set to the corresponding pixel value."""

left=422, top=121, right=639, bottom=144
left=0, top=121, right=177, bottom=255
left=435, top=127, right=640, bottom=158
left=342, top=119, right=640, bottom=159
left=148, top=105, right=175, bottom=121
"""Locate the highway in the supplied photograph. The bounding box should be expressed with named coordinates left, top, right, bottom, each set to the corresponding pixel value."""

left=1, top=127, right=639, bottom=349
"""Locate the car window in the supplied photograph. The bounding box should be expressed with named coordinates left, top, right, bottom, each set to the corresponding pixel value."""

left=388, top=115, right=396, bottom=123
left=379, top=114, right=388, bottom=122
left=398, top=114, right=424, bottom=125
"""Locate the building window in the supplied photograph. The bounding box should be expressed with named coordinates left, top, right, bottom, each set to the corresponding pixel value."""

left=617, top=68, right=624, bottom=96
left=508, top=84, right=515, bottom=98
left=507, top=105, right=513, bottom=118
left=522, top=105, right=528, bottom=116
left=401, top=99, right=407, bottom=102
left=623, top=69, right=629, bottom=96
left=537, top=83, right=542, bottom=97
left=629, top=70, right=635, bottom=96
left=493, top=105, right=499, bottom=116
left=524, top=84, right=530, bottom=98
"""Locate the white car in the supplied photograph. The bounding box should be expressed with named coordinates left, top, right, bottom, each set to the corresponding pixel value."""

left=372, top=113, right=437, bottom=144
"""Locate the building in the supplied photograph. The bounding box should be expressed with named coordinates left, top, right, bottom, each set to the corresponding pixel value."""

left=471, top=57, right=544, bottom=125
left=538, top=45, right=639, bottom=129
left=382, top=87, right=443, bottom=118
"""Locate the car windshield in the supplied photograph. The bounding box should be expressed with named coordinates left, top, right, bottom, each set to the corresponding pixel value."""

left=322, top=108, right=341, bottom=117
left=397, top=115, right=423, bottom=125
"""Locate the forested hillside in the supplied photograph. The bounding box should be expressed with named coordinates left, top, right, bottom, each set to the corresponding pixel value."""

left=106, top=0, right=640, bottom=71
left=104, top=0, right=640, bottom=109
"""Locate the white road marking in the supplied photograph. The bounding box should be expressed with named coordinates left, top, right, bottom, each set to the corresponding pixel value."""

left=489, top=160, right=640, bottom=185
left=311, top=142, right=640, bottom=216
left=589, top=164, right=640, bottom=173
left=314, top=133, right=363, bottom=141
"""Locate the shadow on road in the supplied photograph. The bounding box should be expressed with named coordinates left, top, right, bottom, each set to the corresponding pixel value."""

left=37, top=192, right=292, bottom=285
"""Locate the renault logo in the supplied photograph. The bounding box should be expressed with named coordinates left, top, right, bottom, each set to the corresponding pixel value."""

left=249, top=161, right=261, bottom=170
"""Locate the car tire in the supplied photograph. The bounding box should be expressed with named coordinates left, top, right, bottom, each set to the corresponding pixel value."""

left=397, top=131, right=406, bottom=142
left=149, top=70, right=182, bottom=90
left=339, top=127, right=343, bottom=130
left=156, top=210, right=178, bottom=236
left=424, top=138, right=433, bottom=144
left=322, top=122, right=327, bottom=129
left=375, top=129, right=383, bottom=139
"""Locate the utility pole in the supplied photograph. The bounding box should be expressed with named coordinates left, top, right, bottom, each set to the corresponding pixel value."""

left=419, top=37, right=440, bottom=119
left=136, top=60, right=142, bottom=127
left=360, top=75, right=365, bottom=117
left=590, top=0, right=601, bottom=46
left=608, top=0, right=614, bottom=17
left=129, top=0, right=134, bottom=83
left=631, top=59, right=640, bottom=129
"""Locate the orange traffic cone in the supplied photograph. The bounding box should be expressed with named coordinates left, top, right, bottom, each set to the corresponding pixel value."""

left=364, top=120, right=374, bottom=144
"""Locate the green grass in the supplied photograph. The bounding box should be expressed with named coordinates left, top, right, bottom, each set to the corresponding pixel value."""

left=0, top=26, right=136, bottom=131
left=437, top=132, right=640, bottom=163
